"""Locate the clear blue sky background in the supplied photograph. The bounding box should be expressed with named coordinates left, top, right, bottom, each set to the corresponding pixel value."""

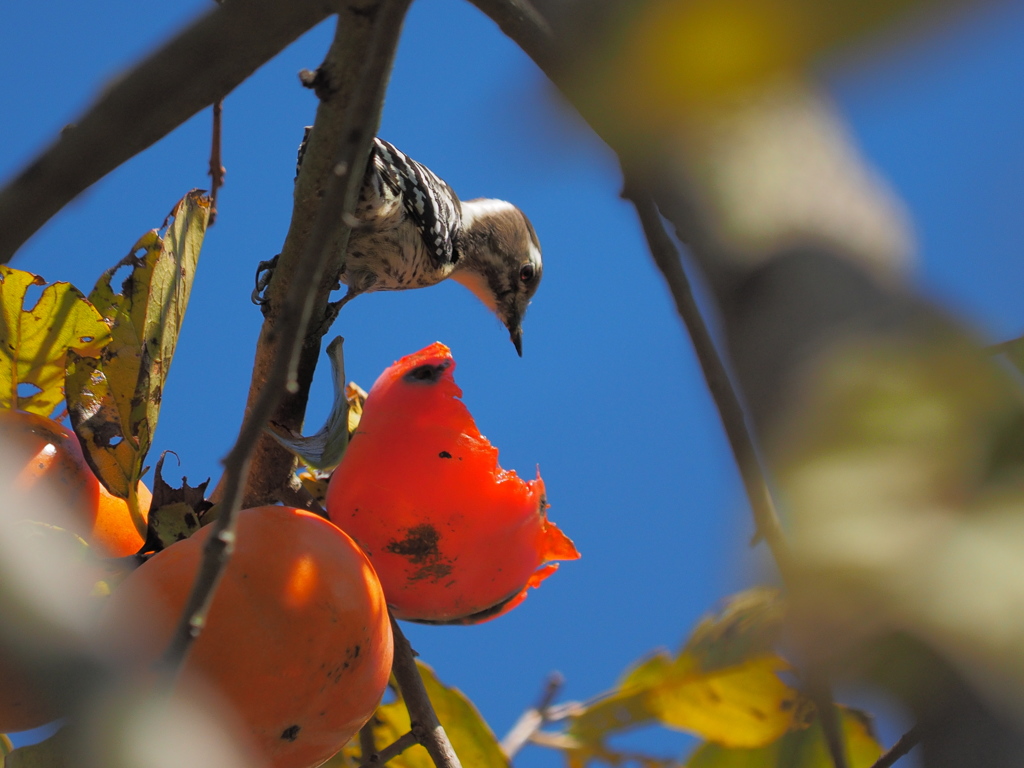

left=2, top=1, right=1023, bottom=765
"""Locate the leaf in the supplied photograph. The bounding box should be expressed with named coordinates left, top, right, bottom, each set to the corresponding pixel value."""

left=568, top=590, right=799, bottom=752
left=686, top=707, right=883, bottom=768
left=1, top=732, right=13, bottom=757
left=139, top=453, right=211, bottom=552
left=329, top=662, right=509, bottom=768
left=266, top=337, right=357, bottom=471
left=66, top=190, right=209, bottom=521
left=647, top=655, right=799, bottom=748
left=0, top=266, right=110, bottom=416
left=3, top=727, right=71, bottom=768
left=683, top=587, right=785, bottom=671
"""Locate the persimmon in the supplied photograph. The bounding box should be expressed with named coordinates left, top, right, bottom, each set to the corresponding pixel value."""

left=0, top=653, right=63, bottom=733
left=0, top=410, right=150, bottom=557
left=326, top=342, right=579, bottom=624
left=101, top=506, right=393, bottom=768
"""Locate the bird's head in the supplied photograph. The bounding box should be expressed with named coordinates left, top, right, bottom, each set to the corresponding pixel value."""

left=452, top=199, right=543, bottom=356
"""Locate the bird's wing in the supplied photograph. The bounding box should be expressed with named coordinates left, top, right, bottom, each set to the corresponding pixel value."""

left=371, top=138, right=463, bottom=269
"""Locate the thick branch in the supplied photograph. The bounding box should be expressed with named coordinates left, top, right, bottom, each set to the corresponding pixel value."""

left=159, top=0, right=413, bottom=671
left=390, top=615, right=463, bottom=768
left=236, top=0, right=410, bottom=507
left=0, top=0, right=335, bottom=262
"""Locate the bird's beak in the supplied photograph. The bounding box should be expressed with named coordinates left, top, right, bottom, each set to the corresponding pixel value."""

left=510, top=326, right=523, bottom=357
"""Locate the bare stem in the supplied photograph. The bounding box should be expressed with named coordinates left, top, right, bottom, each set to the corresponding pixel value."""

left=389, top=615, right=463, bottom=768
left=158, top=0, right=413, bottom=673
left=358, top=730, right=419, bottom=768
left=501, top=672, right=564, bottom=759
left=622, top=182, right=791, bottom=572
left=0, top=0, right=333, bottom=261
left=869, top=725, right=921, bottom=768
left=208, top=99, right=226, bottom=225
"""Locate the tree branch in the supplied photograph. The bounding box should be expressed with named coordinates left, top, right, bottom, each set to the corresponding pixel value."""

left=358, top=730, right=419, bottom=768
left=869, top=725, right=921, bottom=768
left=0, top=0, right=336, bottom=262
left=389, top=615, right=463, bottom=768
left=501, top=672, right=564, bottom=759
left=622, top=182, right=791, bottom=568
left=463, top=0, right=554, bottom=70
left=158, top=0, right=413, bottom=672
left=234, top=0, right=412, bottom=507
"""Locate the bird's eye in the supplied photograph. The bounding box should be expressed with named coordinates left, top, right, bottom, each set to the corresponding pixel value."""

left=519, top=263, right=535, bottom=283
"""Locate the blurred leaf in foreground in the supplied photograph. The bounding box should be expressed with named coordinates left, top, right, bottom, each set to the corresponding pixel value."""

left=686, top=707, right=882, bottom=768
left=567, top=589, right=799, bottom=759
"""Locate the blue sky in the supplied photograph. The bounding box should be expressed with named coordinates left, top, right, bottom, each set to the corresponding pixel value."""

left=2, top=1, right=1023, bottom=764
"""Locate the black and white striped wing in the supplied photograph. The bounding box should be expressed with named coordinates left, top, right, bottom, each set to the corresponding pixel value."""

left=371, top=138, right=462, bottom=269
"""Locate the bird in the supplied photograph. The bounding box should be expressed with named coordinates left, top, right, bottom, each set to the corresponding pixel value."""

left=259, top=130, right=543, bottom=356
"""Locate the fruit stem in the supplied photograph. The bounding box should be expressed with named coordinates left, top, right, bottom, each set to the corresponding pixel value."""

left=389, top=614, right=463, bottom=768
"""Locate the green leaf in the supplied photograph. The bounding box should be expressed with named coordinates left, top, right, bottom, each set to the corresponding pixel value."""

left=0, top=266, right=110, bottom=416
left=328, top=662, right=508, bottom=768
left=66, top=190, right=210, bottom=534
left=266, top=337, right=359, bottom=471
left=686, top=707, right=883, bottom=768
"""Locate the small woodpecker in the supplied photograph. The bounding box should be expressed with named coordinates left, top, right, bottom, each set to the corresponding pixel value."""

left=294, top=130, right=542, bottom=355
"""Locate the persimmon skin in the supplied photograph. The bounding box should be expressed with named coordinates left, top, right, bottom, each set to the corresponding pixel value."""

left=102, top=506, right=394, bottom=768
left=0, top=410, right=150, bottom=557
left=0, top=655, right=62, bottom=733
left=325, top=343, right=579, bottom=623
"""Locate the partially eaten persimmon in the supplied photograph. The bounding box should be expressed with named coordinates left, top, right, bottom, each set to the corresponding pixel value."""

left=326, top=342, right=579, bottom=624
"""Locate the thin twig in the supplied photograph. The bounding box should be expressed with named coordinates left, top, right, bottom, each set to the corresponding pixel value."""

left=158, top=0, right=413, bottom=672
left=0, top=0, right=332, bottom=261
left=501, top=672, right=564, bottom=759
left=624, top=181, right=847, bottom=768
left=622, top=182, right=792, bottom=571
left=359, top=719, right=376, bottom=763
left=869, top=725, right=922, bottom=768
left=357, top=730, right=419, bottom=768
left=208, top=99, right=226, bottom=225
left=389, top=615, right=463, bottom=768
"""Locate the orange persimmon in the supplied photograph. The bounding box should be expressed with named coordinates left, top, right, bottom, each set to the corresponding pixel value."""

left=101, top=506, right=393, bottom=768
left=0, top=410, right=149, bottom=557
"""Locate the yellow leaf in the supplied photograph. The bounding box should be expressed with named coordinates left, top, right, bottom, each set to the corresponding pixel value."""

left=1, top=732, right=13, bottom=757
left=686, top=706, right=883, bottom=768
left=648, top=654, right=798, bottom=748
left=570, top=590, right=798, bottom=751
left=0, top=266, right=110, bottom=416
left=66, top=191, right=209, bottom=524
left=328, top=662, right=508, bottom=768
left=566, top=0, right=978, bottom=141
